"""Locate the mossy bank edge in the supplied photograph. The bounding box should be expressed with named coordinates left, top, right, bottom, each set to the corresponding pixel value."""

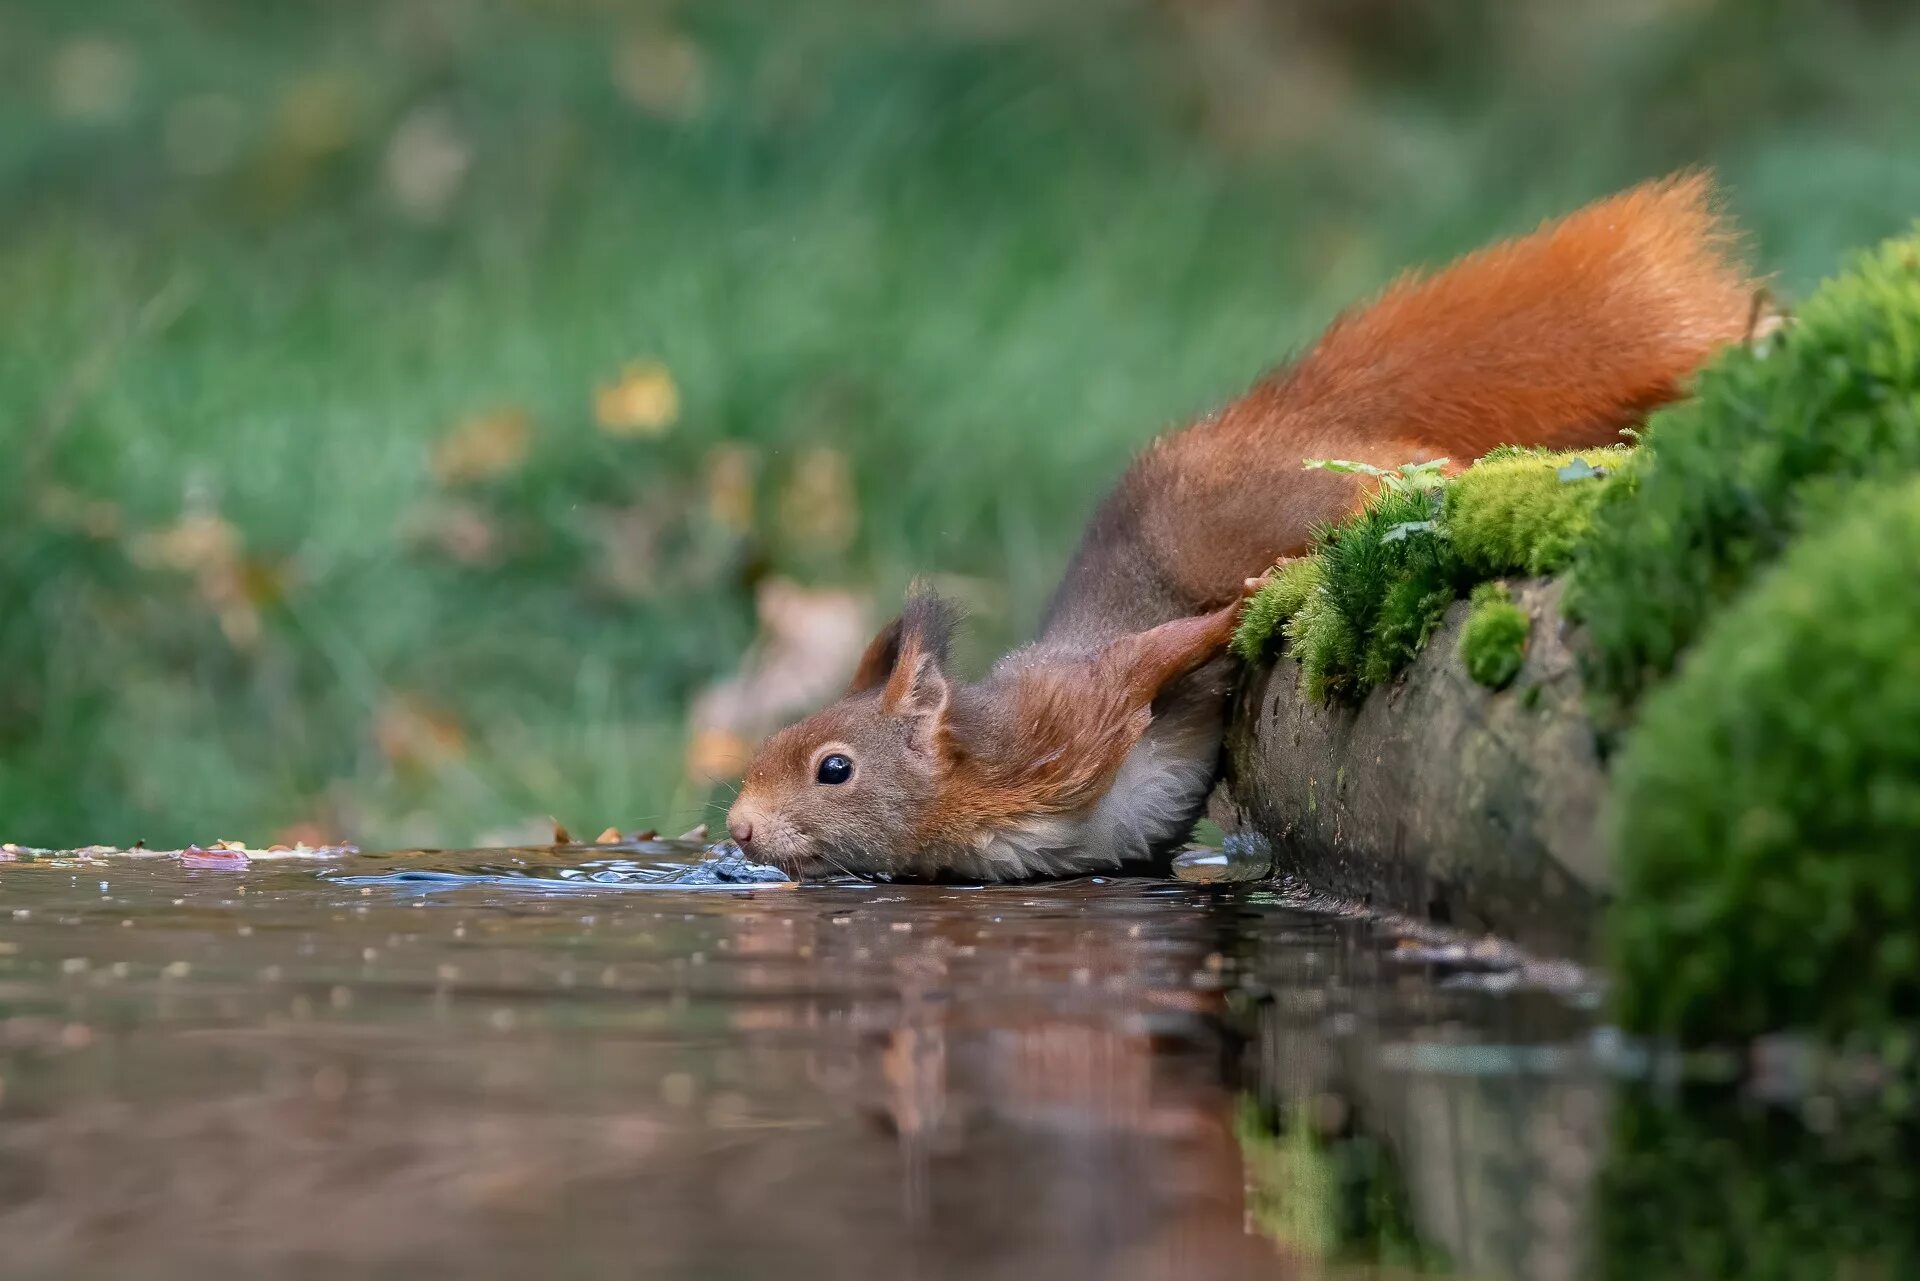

left=1223, top=227, right=1920, bottom=1047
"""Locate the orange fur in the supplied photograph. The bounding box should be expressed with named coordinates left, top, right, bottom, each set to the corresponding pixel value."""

left=1047, top=171, right=1758, bottom=639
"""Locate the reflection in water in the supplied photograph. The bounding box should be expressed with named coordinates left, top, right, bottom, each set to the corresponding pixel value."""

left=1599, top=1080, right=1919, bottom=1280
left=0, top=845, right=1910, bottom=1279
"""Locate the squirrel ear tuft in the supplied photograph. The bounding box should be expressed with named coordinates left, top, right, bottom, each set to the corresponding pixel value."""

left=877, top=585, right=959, bottom=751
left=847, top=616, right=904, bottom=694
left=849, top=584, right=961, bottom=694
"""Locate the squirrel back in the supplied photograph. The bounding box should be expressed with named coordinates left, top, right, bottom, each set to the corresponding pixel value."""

left=1043, top=171, right=1756, bottom=644
left=728, top=172, right=1758, bottom=881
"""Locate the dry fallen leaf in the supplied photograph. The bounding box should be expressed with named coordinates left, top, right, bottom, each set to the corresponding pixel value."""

left=684, top=726, right=753, bottom=785
left=276, top=72, right=359, bottom=155
left=36, top=484, right=121, bottom=538
left=405, top=498, right=502, bottom=566
left=703, top=443, right=757, bottom=534
left=128, top=507, right=274, bottom=650
left=272, top=821, right=338, bottom=849
left=373, top=695, right=468, bottom=773
left=776, top=446, right=857, bottom=554
left=431, top=408, right=531, bottom=486
left=613, top=30, right=707, bottom=120
left=595, top=361, right=679, bottom=437
left=385, top=103, right=471, bottom=223
left=130, top=510, right=240, bottom=575
left=685, top=577, right=872, bottom=782
left=550, top=819, right=573, bottom=845
left=49, top=37, right=137, bottom=123
left=595, top=826, right=624, bottom=845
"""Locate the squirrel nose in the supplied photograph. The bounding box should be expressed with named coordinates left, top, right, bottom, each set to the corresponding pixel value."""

left=727, top=817, right=754, bottom=847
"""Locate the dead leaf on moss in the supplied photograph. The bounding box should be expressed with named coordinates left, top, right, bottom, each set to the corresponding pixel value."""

left=431, top=408, right=531, bottom=485
left=595, top=360, right=679, bottom=437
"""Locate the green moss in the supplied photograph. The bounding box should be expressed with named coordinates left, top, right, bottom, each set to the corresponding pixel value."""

left=1303, top=485, right=1464, bottom=699
left=1234, top=446, right=1627, bottom=699
left=1458, top=582, right=1530, bottom=689
left=1573, top=229, right=1920, bottom=710
left=1285, top=579, right=1359, bottom=704
left=1361, top=572, right=1456, bottom=687
left=1446, top=447, right=1634, bottom=576
left=1608, top=475, right=1920, bottom=1042
left=1232, top=556, right=1322, bottom=660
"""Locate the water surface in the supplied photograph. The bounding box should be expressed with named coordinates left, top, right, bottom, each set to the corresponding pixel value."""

left=0, top=844, right=1901, bottom=1280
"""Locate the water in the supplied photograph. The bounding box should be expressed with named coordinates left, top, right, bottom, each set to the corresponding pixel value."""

left=0, top=844, right=1909, bottom=1280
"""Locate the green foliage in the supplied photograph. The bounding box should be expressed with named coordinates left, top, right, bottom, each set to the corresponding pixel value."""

left=6, top=0, right=1920, bottom=845
left=1608, top=476, right=1920, bottom=1042
left=1304, top=456, right=1450, bottom=494
left=1599, top=1083, right=1920, bottom=1281
left=1572, top=229, right=1920, bottom=710
left=1446, top=447, right=1634, bottom=577
left=1458, top=582, right=1530, bottom=689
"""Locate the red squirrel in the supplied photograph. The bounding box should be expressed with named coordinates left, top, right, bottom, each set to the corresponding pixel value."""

left=725, top=172, right=1756, bottom=881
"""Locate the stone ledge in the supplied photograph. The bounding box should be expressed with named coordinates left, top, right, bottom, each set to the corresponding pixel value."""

left=1218, top=578, right=1608, bottom=956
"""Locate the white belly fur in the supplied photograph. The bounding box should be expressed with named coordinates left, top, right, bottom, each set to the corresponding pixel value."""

left=950, top=674, right=1228, bottom=882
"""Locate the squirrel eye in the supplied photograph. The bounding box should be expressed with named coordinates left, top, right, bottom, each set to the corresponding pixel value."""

left=816, top=753, right=854, bottom=785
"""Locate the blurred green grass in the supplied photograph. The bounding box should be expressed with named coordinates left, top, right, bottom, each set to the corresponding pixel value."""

left=3, top=0, right=1918, bottom=848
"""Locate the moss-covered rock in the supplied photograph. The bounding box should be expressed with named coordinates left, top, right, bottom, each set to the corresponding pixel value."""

left=1232, top=448, right=1628, bottom=700
left=1572, top=228, right=1920, bottom=711
left=1458, top=582, right=1530, bottom=689
left=1608, top=475, right=1920, bottom=1042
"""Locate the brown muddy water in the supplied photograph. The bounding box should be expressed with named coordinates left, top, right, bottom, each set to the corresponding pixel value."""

left=0, top=843, right=1907, bottom=1281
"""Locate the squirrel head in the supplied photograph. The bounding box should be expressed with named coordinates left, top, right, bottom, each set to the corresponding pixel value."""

left=726, top=589, right=961, bottom=878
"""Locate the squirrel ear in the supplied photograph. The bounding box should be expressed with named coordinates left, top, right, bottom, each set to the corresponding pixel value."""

left=878, top=587, right=959, bottom=752
left=847, top=616, right=904, bottom=694
left=883, top=649, right=951, bottom=752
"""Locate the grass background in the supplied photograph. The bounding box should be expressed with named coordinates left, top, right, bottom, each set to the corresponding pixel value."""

left=3, top=0, right=1919, bottom=848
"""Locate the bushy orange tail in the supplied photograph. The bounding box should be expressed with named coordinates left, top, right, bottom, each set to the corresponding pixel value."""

left=1284, top=170, right=1756, bottom=460
left=1047, top=172, right=1759, bottom=638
